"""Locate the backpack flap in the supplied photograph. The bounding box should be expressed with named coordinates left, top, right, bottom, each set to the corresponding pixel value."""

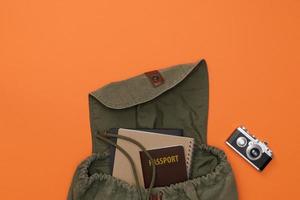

left=89, top=59, right=209, bottom=153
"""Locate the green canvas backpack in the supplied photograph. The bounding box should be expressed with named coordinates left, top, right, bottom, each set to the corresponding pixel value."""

left=67, top=59, right=238, bottom=200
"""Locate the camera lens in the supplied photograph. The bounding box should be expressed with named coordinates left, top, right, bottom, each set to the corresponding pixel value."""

left=250, top=148, right=260, bottom=158
left=246, top=145, right=262, bottom=160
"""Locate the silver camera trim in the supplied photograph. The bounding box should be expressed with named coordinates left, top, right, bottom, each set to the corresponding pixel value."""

left=237, top=127, right=273, bottom=158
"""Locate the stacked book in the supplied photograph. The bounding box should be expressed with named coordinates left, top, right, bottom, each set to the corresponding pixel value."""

left=109, top=128, right=194, bottom=188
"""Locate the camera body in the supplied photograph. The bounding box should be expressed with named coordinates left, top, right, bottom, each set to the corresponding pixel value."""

left=226, top=126, right=273, bottom=171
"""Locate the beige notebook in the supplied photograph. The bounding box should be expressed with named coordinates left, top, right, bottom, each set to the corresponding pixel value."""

left=112, top=128, right=194, bottom=186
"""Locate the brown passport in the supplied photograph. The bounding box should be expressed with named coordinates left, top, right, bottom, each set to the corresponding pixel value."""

left=139, top=145, right=188, bottom=188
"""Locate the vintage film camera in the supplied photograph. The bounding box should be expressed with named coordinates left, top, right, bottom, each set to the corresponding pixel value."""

left=226, top=126, right=273, bottom=171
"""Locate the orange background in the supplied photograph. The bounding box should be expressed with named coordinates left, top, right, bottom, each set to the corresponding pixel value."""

left=1, top=0, right=300, bottom=199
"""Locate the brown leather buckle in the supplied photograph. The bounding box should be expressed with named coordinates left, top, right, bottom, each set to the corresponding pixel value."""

left=145, top=70, right=165, bottom=87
